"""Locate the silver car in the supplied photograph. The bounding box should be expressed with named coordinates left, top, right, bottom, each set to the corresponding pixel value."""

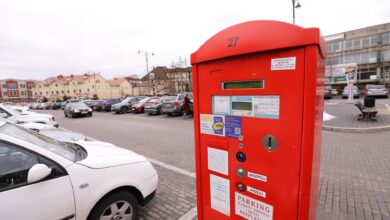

left=366, top=84, right=388, bottom=98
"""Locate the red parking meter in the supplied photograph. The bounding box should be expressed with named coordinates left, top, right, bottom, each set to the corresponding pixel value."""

left=191, top=20, right=326, bottom=220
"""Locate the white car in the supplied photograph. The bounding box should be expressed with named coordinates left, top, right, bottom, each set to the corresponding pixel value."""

left=10, top=105, right=55, bottom=119
left=0, top=104, right=58, bottom=128
left=0, top=117, right=55, bottom=131
left=0, top=122, right=158, bottom=220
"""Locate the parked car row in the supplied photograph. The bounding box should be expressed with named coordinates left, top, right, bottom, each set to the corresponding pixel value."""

left=0, top=104, right=158, bottom=219
left=324, top=84, right=389, bottom=99
left=53, top=93, right=194, bottom=119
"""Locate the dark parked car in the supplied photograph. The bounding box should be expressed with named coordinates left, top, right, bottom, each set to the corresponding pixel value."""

left=111, top=96, right=145, bottom=114
left=64, top=102, right=92, bottom=118
left=52, top=102, right=62, bottom=110
left=145, top=97, right=163, bottom=115
left=132, top=97, right=153, bottom=113
left=366, top=84, right=388, bottom=98
left=93, top=100, right=105, bottom=111
left=82, top=100, right=100, bottom=108
left=102, top=99, right=122, bottom=112
left=324, top=86, right=332, bottom=99
left=162, top=93, right=193, bottom=116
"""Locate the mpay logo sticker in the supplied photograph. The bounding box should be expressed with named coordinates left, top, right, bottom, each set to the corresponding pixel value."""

left=212, top=116, right=224, bottom=135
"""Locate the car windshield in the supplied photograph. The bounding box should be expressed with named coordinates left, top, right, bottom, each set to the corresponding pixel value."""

left=369, top=85, right=385, bottom=89
left=0, top=105, right=21, bottom=117
left=0, top=123, right=76, bottom=161
left=139, top=97, right=151, bottom=103
left=148, top=98, right=160, bottom=103
left=121, top=97, right=132, bottom=103
left=343, top=86, right=358, bottom=91
left=164, top=96, right=177, bottom=101
left=71, top=103, right=88, bottom=108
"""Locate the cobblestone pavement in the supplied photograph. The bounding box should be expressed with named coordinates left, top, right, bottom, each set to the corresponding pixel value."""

left=139, top=165, right=196, bottom=220
left=324, top=98, right=390, bottom=128
left=45, top=110, right=390, bottom=220
left=318, top=130, right=390, bottom=220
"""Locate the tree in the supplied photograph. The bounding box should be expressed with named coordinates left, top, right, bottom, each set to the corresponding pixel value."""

left=62, top=95, right=69, bottom=101
left=42, top=96, right=48, bottom=102
left=92, top=94, right=99, bottom=100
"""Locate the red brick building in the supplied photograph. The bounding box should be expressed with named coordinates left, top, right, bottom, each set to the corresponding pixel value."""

left=0, top=79, right=36, bottom=102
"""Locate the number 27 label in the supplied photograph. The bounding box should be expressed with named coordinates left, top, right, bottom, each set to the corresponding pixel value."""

left=228, top=36, right=239, bottom=47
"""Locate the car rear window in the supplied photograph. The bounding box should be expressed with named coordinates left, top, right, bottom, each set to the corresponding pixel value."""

left=164, top=96, right=177, bottom=101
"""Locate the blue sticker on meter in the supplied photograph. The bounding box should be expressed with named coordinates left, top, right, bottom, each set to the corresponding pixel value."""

left=212, top=116, right=224, bottom=135
left=225, top=115, right=242, bottom=138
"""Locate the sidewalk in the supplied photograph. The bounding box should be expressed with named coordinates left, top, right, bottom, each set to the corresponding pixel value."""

left=323, top=98, right=390, bottom=132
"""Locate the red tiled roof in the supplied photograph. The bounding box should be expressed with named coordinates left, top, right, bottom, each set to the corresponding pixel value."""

left=107, top=78, right=126, bottom=86
left=41, top=73, right=96, bottom=86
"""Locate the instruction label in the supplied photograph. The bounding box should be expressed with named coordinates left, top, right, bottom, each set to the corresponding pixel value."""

left=208, top=147, right=229, bottom=175
left=210, top=174, right=230, bottom=216
left=248, top=172, right=267, bottom=182
left=225, top=115, right=242, bottom=139
left=271, top=57, right=296, bottom=70
left=235, top=192, right=273, bottom=220
left=200, top=114, right=225, bottom=136
left=253, top=96, right=280, bottom=119
left=247, top=186, right=266, bottom=198
left=213, top=96, right=231, bottom=115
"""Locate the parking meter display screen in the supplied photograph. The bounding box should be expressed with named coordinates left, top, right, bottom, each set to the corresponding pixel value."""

left=232, top=102, right=252, bottom=111
left=223, top=80, right=264, bottom=90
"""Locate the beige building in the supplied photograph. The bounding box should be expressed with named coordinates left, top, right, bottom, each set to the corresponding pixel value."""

left=33, top=73, right=133, bottom=101
left=133, top=66, right=192, bottom=96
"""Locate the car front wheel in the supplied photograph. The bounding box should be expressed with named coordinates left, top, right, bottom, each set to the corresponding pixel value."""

left=88, top=191, right=138, bottom=220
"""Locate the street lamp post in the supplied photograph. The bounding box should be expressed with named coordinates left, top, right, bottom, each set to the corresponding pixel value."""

left=292, top=0, right=302, bottom=24
left=138, top=50, right=154, bottom=74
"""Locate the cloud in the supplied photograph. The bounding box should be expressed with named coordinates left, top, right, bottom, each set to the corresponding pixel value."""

left=0, top=0, right=389, bottom=80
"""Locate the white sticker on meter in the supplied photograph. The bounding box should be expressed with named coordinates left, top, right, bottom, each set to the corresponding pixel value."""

left=247, top=186, right=266, bottom=198
left=210, top=174, right=230, bottom=216
left=271, top=57, right=296, bottom=70
left=248, top=171, right=267, bottom=182
left=253, top=96, right=280, bottom=119
left=208, top=147, right=229, bottom=175
left=235, top=192, right=273, bottom=220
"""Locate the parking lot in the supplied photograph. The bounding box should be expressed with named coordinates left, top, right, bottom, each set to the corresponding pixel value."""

left=43, top=105, right=390, bottom=220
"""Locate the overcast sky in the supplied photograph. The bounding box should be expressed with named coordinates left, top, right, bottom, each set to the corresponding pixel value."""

left=0, top=0, right=389, bottom=80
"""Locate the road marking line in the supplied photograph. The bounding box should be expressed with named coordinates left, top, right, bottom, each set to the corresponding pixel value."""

left=146, top=157, right=196, bottom=178
left=178, top=207, right=197, bottom=220
left=385, top=104, right=390, bottom=112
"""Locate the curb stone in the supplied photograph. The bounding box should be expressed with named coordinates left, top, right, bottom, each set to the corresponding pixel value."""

left=322, top=124, right=390, bottom=133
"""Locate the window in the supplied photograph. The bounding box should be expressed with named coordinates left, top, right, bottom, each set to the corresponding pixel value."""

left=55, top=84, right=58, bottom=87
left=370, top=35, right=378, bottom=46
left=0, top=142, right=39, bottom=190
left=352, top=38, right=361, bottom=50
left=383, top=50, right=390, bottom=61
left=361, top=37, right=370, bottom=48
left=61, top=91, right=64, bottom=94
left=56, top=91, right=59, bottom=94
left=79, top=89, right=81, bottom=93
left=344, top=39, right=353, bottom=50
left=382, top=32, right=390, bottom=45
left=73, top=90, right=76, bottom=93
left=46, top=92, right=48, bottom=95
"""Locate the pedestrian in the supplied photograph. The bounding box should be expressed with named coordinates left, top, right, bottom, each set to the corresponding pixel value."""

left=183, top=94, right=192, bottom=118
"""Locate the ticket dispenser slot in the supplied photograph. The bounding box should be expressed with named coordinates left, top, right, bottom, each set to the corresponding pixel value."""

left=192, top=20, right=326, bottom=220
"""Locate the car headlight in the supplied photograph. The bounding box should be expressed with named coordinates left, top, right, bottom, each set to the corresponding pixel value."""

left=74, top=109, right=79, bottom=113
left=88, top=108, right=92, bottom=111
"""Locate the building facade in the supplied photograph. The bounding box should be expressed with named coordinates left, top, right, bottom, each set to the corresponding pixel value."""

left=325, top=22, right=390, bottom=91
left=0, top=79, right=35, bottom=102
left=133, top=66, right=192, bottom=96
left=32, top=73, right=133, bottom=101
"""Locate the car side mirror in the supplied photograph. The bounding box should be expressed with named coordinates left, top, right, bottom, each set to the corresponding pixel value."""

left=27, top=164, right=52, bottom=183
